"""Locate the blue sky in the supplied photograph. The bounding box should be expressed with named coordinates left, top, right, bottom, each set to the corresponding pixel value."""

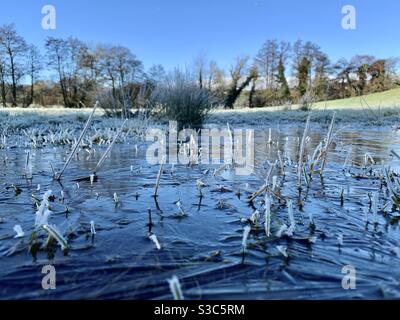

left=0, top=0, right=398, bottom=70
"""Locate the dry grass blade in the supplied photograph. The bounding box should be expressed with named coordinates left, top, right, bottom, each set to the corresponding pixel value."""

left=247, top=184, right=267, bottom=203
left=153, top=156, right=166, bottom=197
left=167, top=275, right=184, bottom=300
left=24, top=151, right=30, bottom=177
left=93, top=118, right=128, bottom=174
left=297, top=114, right=311, bottom=189
left=320, top=112, right=336, bottom=174
left=56, top=101, right=98, bottom=180
left=42, top=224, right=69, bottom=250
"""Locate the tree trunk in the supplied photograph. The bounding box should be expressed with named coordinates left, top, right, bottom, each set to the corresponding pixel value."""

left=248, top=79, right=256, bottom=108
left=9, top=53, right=17, bottom=107
left=56, top=55, right=69, bottom=107
left=0, top=80, right=6, bottom=108
left=0, top=65, right=6, bottom=107
left=224, top=74, right=255, bottom=109
left=28, top=76, right=34, bottom=106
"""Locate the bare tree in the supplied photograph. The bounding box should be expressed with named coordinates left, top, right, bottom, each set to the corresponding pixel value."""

left=192, top=55, right=221, bottom=92
left=114, top=46, right=143, bottom=86
left=46, top=37, right=99, bottom=107
left=291, top=40, right=304, bottom=76
left=96, top=44, right=144, bottom=117
left=25, top=44, right=42, bottom=107
left=207, top=60, right=219, bottom=90
left=147, top=64, right=166, bottom=85
left=0, top=24, right=28, bottom=106
left=98, top=45, right=143, bottom=93
left=255, top=39, right=279, bottom=89
left=193, top=55, right=206, bottom=89
left=313, top=52, right=331, bottom=99
left=0, top=56, right=7, bottom=107
left=45, top=37, right=70, bottom=106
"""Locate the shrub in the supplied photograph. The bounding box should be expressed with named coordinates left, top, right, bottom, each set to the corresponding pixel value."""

left=98, top=83, right=153, bottom=118
left=248, top=89, right=292, bottom=108
left=148, top=72, right=215, bottom=127
left=299, top=91, right=316, bottom=111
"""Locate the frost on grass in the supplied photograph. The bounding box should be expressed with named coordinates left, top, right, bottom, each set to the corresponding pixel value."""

left=13, top=225, right=24, bottom=238
left=149, top=233, right=161, bottom=250
left=42, top=224, right=69, bottom=251
left=167, top=275, right=184, bottom=300
left=35, top=190, right=53, bottom=228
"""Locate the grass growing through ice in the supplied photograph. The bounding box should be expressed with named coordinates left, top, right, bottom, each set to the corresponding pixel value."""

left=90, top=221, right=96, bottom=235
left=264, top=195, right=271, bottom=237
left=35, top=190, right=53, bottom=227
left=149, top=233, right=162, bottom=250
left=153, top=156, right=166, bottom=197
left=13, top=225, right=24, bottom=238
left=55, top=102, right=98, bottom=180
left=92, top=118, right=128, bottom=174
left=42, top=224, right=69, bottom=251
left=241, top=225, right=251, bottom=252
left=3, top=105, right=400, bottom=298
left=0, top=108, right=148, bottom=151
left=297, top=115, right=310, bottom=190
left=167, top=275, right=184, bottom=300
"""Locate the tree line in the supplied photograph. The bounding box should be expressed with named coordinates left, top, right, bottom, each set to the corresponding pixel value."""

left=251, top=39, right=399, bottom=108
left=0, top=24, right=398, bottom=111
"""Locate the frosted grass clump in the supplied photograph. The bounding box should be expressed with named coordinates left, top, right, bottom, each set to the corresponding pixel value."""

left=276, top=245, right=288, bottom=258
left=196, top=179, right=206, bottom=196
left=264, top=195, right=271, bottom=237
left=149, top=233, right=161, bottom=250
left=175, top=200, right=186, bottom=216
left=42, top=224, right=69, bottom=250
left=167, top=275, right=184, bottom=300
left=241, top=225, right=251, bottom=251
left=13, top=225, right=24, bottom=238
left=113, top=192, right=119, bottom=204
left=276, top=224, right=288, bottom=238
left=272, top=176, right=278, bottom=191
left=35, top=190, right=53, bottom=228
left=90, top=174, right=95, bottom=185
left=90, top=221, right=96, bottom=235
left=250, top=210, right=260, bottom=224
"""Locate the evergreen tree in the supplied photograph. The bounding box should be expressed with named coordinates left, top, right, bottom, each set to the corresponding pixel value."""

left=297, top=57, right=310, bottom=96
left=276, top=57, right=290, bottom=100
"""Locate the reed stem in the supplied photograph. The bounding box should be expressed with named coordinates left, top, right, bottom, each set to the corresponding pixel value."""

left=56, top=102, right=98, bottom=180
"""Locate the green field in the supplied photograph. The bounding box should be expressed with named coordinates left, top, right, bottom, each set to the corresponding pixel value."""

left=210, top=88, right=400, bottom=125
left=314, top=88, right=400, bottom=109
